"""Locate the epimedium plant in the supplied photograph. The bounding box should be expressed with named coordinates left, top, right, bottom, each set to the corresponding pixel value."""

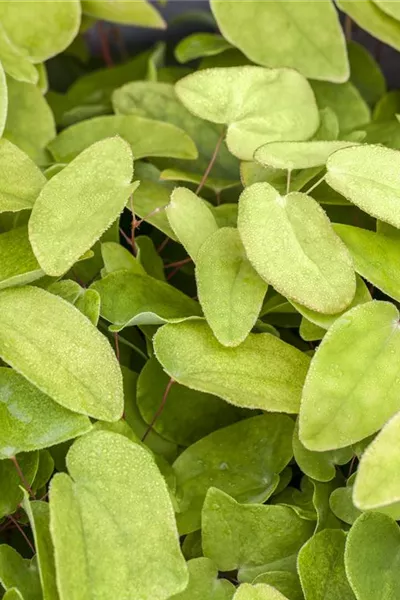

left=2, top=0, right=400, bottom=598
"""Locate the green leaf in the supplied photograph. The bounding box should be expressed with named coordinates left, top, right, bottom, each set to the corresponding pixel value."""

left=0, top=0, right=81, bottom=62
left=0, top=139, right=46, bottom=213
left=0, top=286, right=123, bottom=421
left=233, top=583, right=289, bottom=600
left=137, top=356, right=245, bottom=446
left=0, top=24, right=38, bottom=84
left=298, top=529, right=355, bottom=600
left=4, top=78, right=55, bottom=164
left=334, top=224, right=400, bottom=302
left=311, top=80, right=371, bottom=133
left=136, top=236, right=166, bottom=281
left=173, top=413, right=294, bottom=533
left=171, top=557, right=235, bottom=600
left=49, top=431, right=188, bottom=599
left=32, top=450, right=54, bottom=493
left=154, top=320, right=310, bottom=413
left=211, top=0, right=348, bottom=82
left=166, top=187, right=219, bottom=261
left=345, top=512, right=400, bottom=600
left=326, top=145, right=400, bottom=227
left=337, top=0, right=400, bottom=52
left=101, top=241, right=145, bottom=276
left=0, top=226, right=43, bottom=290
left=91, top=270, right=201, bottom=330
left=175, top=33, right=232, bottom=64
left=3, top=589, right=24, bottom=600
left=254, top=140, right=358, bottom=171
left=75, top=289, right=100, bottom=326
left=252, top=573, right=303, bottom=600
left=0, top=367, right=91, bottom=458
left=0, top=546, right=41, bottom=600
left=0, top=453, right=38, bottom=519
left=29, top=137, right=135, bottom=276
left=196, top=227, right=267, bottom=346
left=329, top=474, right=362, bottom=525
left=47, top=280, right=83, bottom=304
left=48, top=115, right=198, bottom=163
left=130, top=178, right=177, bottom=239
left=373, top=0, right=400, bottom=19
left=82, top=0, right=165, bottom=27
left=348, top=41, right=386, bottom=106
left=0, top=61, right=7, bottom=138
left=202, top=487, right=313, bottom=582
left=238, top=182, right=356, bottom=314
left=22, top=494, right=59, bottom=600
left=299, top=301, right=400, bottom=451
left=175, top=66, right=319, bottom=160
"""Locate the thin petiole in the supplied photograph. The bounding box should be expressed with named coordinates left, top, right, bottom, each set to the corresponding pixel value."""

left=304, top=173, right=326, bottom=196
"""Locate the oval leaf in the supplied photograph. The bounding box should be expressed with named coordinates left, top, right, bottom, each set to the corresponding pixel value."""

left=254, top=140, right=358, bottom=171
left=233, top=583, right=289, bottom=600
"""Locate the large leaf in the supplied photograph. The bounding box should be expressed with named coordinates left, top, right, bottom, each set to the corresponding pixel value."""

left=233, top=584, right=289, bottom=600
left=326, top=145, right=400, bottom=227
left=173, top=413, right=294, bottom=533
left=49, top=431, right=188, bottom=600
left=131, top=178, right=177, bottom=239
left=48, top=115, right=197, bottom=163
left=175, top=33, right=232, bottom=64
left=298, top=529, right=355, bottom=599
left=310, top=80, right=370, bottom=133
left=0, top=367, right=91, bottom=458
left=345, top=513, right=400, bottom=600
left=0, top=60, right=7, bottom=138
left=0, top=0, right=81, bottom=62
left=373, top=0, right=400, bottom=19
left=91, top=270, right=201, bottom=330
left=82, top=0, right=165, bottom=27
left=0, top=546, right=41, bottom=600
left=0, top=286, right=123, bottom=421
left=196, top=227, right=267, bottom=346
left=238, top=182, right=356, bottom=314
left=154, top=320, right=310, bottom=413
left=29, top=137, right=135, bottom=276
left=171, top=558, right=235, bottom=600
left=175, top=66, right=319, bottom=160
left=211, top=0, right=348, bottom=82
left=338, top=0, right=400, bottom=52
left=202, top=488, right=313, bottom=581
left=0, top=139, right=46, bottom=213
left=254, top=140, right=357, bottom=171
left=0, top=23, right=38, bottom=84
left=299, top=301, right=400, bottom=451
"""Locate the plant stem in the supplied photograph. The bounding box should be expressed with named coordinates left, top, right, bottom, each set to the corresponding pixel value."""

left=141, top=378, right=175, bottom=442
left=164, top=257, right=192, bottom=269
left=286, top=169, right=292, bottom=195
left=195, top=130, right=225, bottom=195
left=114, top=332, right=120, bottom=362
left=305, top=174, right=326, bottom=196
left=11, top=456, right=35, bottom=498
left=157, top=237, right=170, bottom=254
left=345, top=15, right=352, bottom=42
left=130, top=195, right=137, bottom=255
left=8, top=515, right=35, bottom=554
left=97, top=22, right=113, bottom=68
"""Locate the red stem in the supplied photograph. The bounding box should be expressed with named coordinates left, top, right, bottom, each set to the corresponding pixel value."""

left=97, top=22, right=113, bottom=68
left=11, top=456, right=35, bottom=499
left=142, top=378, right=175, bottom=441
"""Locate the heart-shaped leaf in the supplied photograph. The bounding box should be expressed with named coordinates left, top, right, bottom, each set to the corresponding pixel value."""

left=254, top=140, right=358, bottom=171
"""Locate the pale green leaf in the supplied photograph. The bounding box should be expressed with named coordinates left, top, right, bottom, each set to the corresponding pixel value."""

left=154, top=320, right=310, bottom=413
left=0, top=453, right=38, bottom=519
left=32, top=450, right=54, bottom=493
left=0, top=226, right=43, bottom=290
left=233, top=583, right=289, bottom=600
left=299, top=318, right=325, bottom=342
left=175, top=66, right=319, bottom=161
left=240, top=160, right=320, bottom=194
left=345, top=512, right=400, bottom=600
left=211, top=0, right=348, bottom=82
left=82, top=0, right=165, bottom=27
left=91, top=270, right=201, bottom=330
left=329, top=474, right=362, bottom=525
left=254, top=140, right=358, bottom=171
left=171, top=558, right=235, bottom=600
left=327, top=144, right=400, bottom=227
left=311, top=80, right=371, bottom=133
left=0, top=139, right=46, bottom=213
left=75, top=289, right=100, bottom=326
left=47, top=280, right=83, bottom=304
left=35, top=63, right=48, bottom=94
left=166, top=187, right=218, bottom=261
left=48, top=115, right=198, bottom=163
left=175, top=33, right=232, bottom=64
left=337, top=0, right=400, bottom=52
left=202, top=488, right=313, bottom=581
left=0, top=23, right=38, bottom=84
left=29, top=137, right=135, bottom=276
left=299, top=301, right=400, bottom=451
left=49, top=431, right=188, bottom=600
left=238, top=182, right=356, bottom=314
left=0, top=546, right=41, bottom=600
left=130, top=179, right=176, bottom=239
left=348, top=40, right=386, bottom=106
left=136, top=235, right=166, bottom=280
left=0, top=286, right=123, bottom=421
left=173, top=414, right=294, bottom=533
left=0, top=60, right=7, bottom=138
left=0, top=367, right=91, bottom=458
left=298, top=529, right=355, bottom=600
left=196, top=227, right=267, bottom=346
left=373, top=90, right=400, bottom=121
left=373, top=0, right=400, bottom=19
left=252, top=573, right=303, bottom=600
left=3, top=589, right=24, bottom=600
left=160, top=168, right=240, bottom=194
left=101, top=241, right=145, bottom=276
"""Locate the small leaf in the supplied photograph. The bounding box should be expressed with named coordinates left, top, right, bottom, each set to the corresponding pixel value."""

left=253, top=573, right=303, bottom=600
left=348, top=40, right=386, bottom=106
left=175, top=33, right=232, bottom=63
left=233, top=583, right=289, bottom=600
left=131, top=178, right=177, bottom=239
left=92, top=270, right=201, bottom=330
left=136, top=236, right=166, bottom=280
left=298, top=529, right=355, bottom=600
left=175, top=66, right=319, bottom=160
left=0, top=286, right=123, bottom=421
left=0, top=453, right=38, bottom=519
left=374, top=0, right=400, bottom=19
left=0, top=226, right=43, bottom=290
left=311, top=80, right=371, bottom=133
left=29, top=137, right=135, bottom=276
left=75, top=289, right=101, bottom=326
left=47, top=280, right=83, bottom=304
left=0, top=546, right=41, bottom=600
left=254, top=140, right=358, bottom=171
left=196, top=227, right=268, bottom=346
left=329, top=474, right=362, bottom=525
left=170, top=557, right=235, bottom=600
left=0, top=23, right=38, bottom=84
left=49, top=431, right=188, bottom=600
left=166, top=187, right=218, bottom=261
left=238, top=182, right=356, bottom=314
left=299, top=301, right=400, bottom=451
left=101, top=241, right=146, bottom=276
left=154, top=320, right=310, bottom=413
left=82, top=0, right=165, bottom=27
left=338, top=0, right=400, bottom=52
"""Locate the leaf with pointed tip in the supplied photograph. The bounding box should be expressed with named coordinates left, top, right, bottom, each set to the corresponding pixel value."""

left=166, top=187, right=219, bottom=261
left=154, top=320, right=310, bottom=413
left=0, top=453, right=38, bottom=519
left=50, top=431, right=188, bottom=600
left=311, top=80, right=370, bottom=133
left=345, top=513, right=400, bottom=600
left=0, top=286, right=123, bottom=421
left=300, top=301, right=400, bottom=451
left=238, top=182, right=356, bottom=314
left=0, top=139, right=45, bottom=213
left=196, top=227, right=267, bottom=346
left=254, top=140, right=357, bottom=171
left=0, top=546, right=41, bottom=600
left=253, top=573, right=302, bottom=600
left=0, top=368, right=91, bottom=459
left=327, top=145, right=400, bottom=227
left=29, top=138, right=135, bottom=276
left=233, top=583, right=289, bottom=600
left=175, top=66, right=319, bottom=161
left=211, top=0, right=348, bottom=82
left=298, top=529, right=355, bottom=600
left=92, top=270, right=201, bottom=330
left=175, top=33, right=232, bottom=63
left=202, top=488, right=313, bottom=582
left=171, top=558, right=235, bottom=600
left=338, top=0, right=400, bottom=52
left=82, top=0, right=165, bottom=27
left=48, top=115, right=197, bottom=163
